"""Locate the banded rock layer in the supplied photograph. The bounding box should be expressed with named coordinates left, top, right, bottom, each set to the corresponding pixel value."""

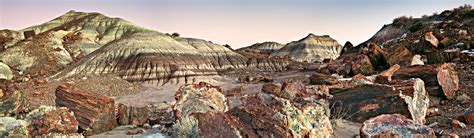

left=272, top=33, right=342, bottom=63
left=237, top=41, right=284, bottom=54
left=0, top=11, right=289, bottom=85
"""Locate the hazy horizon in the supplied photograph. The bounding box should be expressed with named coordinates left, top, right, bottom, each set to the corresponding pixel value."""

left=1, top=0, right=473, bottom=48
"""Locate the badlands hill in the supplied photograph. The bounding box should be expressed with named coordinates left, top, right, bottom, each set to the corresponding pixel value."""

left=271, top=33, right=342, bottom=62
left=0, top=11, right=288, bottom=85
left=237, top=41, right=284, bottom=54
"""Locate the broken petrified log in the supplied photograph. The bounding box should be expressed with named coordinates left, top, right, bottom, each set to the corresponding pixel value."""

left=27, top=106, right=78, bottom=136
left=309, top=72, right=338, bottom=85
left=55, top=81, right=117, bottom=136
left=117, top=103, right=148, bottom=126
left=360, top=114, right=435, bottom=138
left=374, top=64, right=400, bottom=84
left=173, top=82, right=228, bottom=119
left=465, top=109, right=474, bottom=125
left=330, top=78, right=429, bottom=124
left=384, top=44, right=413, bottom=67
left=392, top=63, right=459, bottom=99
left=228, top=90, right=333, bottom=137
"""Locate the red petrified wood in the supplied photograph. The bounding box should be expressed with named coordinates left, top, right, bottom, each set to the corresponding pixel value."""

left=55, top=81, right=117, bottom=136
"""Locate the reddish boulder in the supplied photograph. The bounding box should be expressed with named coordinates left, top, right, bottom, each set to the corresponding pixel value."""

left=360, top=114, right=435, bottom=137
left=352, top=55, right=375, bottom=75
left=425, top=32, right=439, bottom=47
left=55, top=81, right=116, bottom=136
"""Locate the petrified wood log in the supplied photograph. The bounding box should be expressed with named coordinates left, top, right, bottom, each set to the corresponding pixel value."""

left=392, top=63, right=459, bottom=99
left=55, top=81, right=117, bottom=136
left=330, top=78, right=429, bottom=124
left=374, top=64, right=400, bottom=84
left=384, top=44, right=413, bottom=67
left=309, top=72, right=338, bottom=85
left=360, top=114, right=435, bottom=138
left=117, top=103, right=149, bottom=126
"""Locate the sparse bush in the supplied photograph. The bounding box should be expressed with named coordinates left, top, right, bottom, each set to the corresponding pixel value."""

left=171, top=32, right=180, bottom=38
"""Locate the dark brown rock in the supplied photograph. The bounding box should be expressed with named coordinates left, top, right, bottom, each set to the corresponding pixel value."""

left=465, top=109, right=474, bottom=125
left=360, top=114, right=435, bottom=137
left=55, top=81, right=117, bottom=136
left=309, top=72, right=338, bottom=85
left=188, top=112, right=258, bottom=137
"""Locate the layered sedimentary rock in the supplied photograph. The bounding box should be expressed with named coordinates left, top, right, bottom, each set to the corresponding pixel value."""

left=272, top=33, right=342, bottom=62
left=55, top=81, right=116, bottom=136
left=1, top=11, right=289, bottom=85
left=360, top=114, right=435, bottom=137
left=0, top=11, right=148, bottom=76
left=237, top=41, right=284, bottom=54
left=26, top=106, right=78, bottom=136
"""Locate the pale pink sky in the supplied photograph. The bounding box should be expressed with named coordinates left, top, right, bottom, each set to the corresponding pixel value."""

left=1, top=0, right=472, bottom=48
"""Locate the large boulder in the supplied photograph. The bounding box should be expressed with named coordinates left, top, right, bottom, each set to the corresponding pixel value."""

left=26, top=106, right=78, bottom=136
left=228, top=92, right=333, bottom=137
left=55, top=81, right=116, bottom=136
left=360, top=114, right=435, bottom=137
left=0, top=62, right=13, bottom=80
left=173, top=82, right=228, bottom=119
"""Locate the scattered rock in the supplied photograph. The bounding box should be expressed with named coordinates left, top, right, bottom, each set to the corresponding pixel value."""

left=410, top=55, right=424, bottom=66
left=55, top=81, right=117, bottom=136
left=360, top=114, right=435, bottom=137
left=126, top=128, right=145, bottom=135
left=464, top=109, right=474, bottom=125
left=425, top=32, right=439, bottom=47
left=455, top=93, right=471, bottom=104
left=35, top=79, right=46, bottom=85
left=426, top=108, right=440, bottom=117
left=26, top=106, right=78, bottom=136
left=452, top=119, right=466, bottom=129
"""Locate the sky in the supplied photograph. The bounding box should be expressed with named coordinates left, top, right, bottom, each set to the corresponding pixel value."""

left=0, top=0, right=473, bottom=48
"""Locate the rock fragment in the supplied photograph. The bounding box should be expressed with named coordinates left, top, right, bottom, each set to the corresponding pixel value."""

left=26, top=106, right=78, bottom=136
left=360, top=114, right=435, bottom=137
